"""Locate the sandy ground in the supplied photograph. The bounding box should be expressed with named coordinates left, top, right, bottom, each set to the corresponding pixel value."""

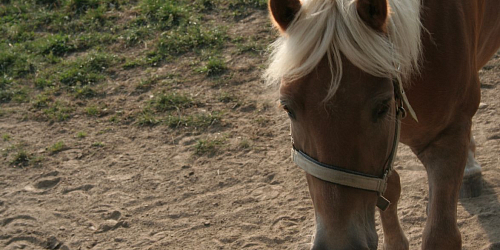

left=1, top=12, right=500, bottom=250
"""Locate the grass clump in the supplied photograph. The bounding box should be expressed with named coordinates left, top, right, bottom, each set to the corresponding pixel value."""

left=85, top=105, right=101, bottom=116
left=149, top=23, right=226, bottom=64
left=194, top=137, right=225, bottom=156
left=73, top=85, right=97, bottom=99
left=58, top=53, right=115, bottom=86
left=150, top=92, right=194, bottom=112
left=64, top=0, right=101, bottom=14
left=32, top=94, right=53, bottom=109
left=36, top=34, right=78, bottom=57
left=218, top=92, right=235, bottom=103
left=239, top=138, right=251, bottom=149
left=2, top=134, right=11, bottom=141
left=0, top=50, right=35, bottom=78
left=228, top=0, right=267, bottom=18
left=197, top=57, right=226, bottom=76
left=91, top=141, right=104, bottom=147
left=136, top=111, right=160, bottom=126
left=139, top=0, right=188, bottom=29
left=1, top=76, right=30, bottom=103
left=43, top=101, right=74, bottom=121
left=9, top=149, right=42, bottom=167
left=165, top=112, right=221, bottom=128
left=48, top=141, right=66, bottom=154
left=10, top=150, right=31, bottom=167
left=76, top=131, right=87, bottom=138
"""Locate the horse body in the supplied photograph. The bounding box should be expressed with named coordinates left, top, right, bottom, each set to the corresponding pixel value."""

left=400, top=1, right=500, bottom=247
left=402, top=0, right=500, bottom=149
left=267, top=0, right=500, bottom=249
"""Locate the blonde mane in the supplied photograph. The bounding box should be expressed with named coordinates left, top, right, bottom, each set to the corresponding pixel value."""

left=265, top=0, right=422, bottom=101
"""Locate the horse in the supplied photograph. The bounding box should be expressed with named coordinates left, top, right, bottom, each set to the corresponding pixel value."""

left=265, top=0, right=500, bottom=249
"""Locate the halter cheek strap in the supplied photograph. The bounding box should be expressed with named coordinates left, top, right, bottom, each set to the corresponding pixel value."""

left=290, top=79, right=416, bottom=211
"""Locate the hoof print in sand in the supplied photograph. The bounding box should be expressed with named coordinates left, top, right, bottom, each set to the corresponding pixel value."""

left=24, top=178, right=61, bottom=193
left=5, top=235, right=69, bottom=250
left=34, top=178, right=61, bottom=190
left=62, top=184, right=94, bottom=194
left=96, top=220, right=130, bottom=233
left=103, top=210, right=121, bottom=220
left=2, top=215, right=36, bottom=227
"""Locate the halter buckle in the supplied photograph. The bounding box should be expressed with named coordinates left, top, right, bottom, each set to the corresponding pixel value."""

left=376, top=195, right=391, bottom=211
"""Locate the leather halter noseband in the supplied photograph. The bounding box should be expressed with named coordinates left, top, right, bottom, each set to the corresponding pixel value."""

left=290, top=78, right=417, bottom=211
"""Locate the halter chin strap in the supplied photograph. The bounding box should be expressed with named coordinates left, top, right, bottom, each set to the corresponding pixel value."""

left=290, top=78, right=416, bottom=211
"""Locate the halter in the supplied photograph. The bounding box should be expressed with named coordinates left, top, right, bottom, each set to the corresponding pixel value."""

left=290, top=78, right=417, bottom=211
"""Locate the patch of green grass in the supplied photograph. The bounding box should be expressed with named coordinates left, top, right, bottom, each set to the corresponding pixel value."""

left=218, top=92, right=235, bottom=103
left=122, top=58, right=145, bottom=69
left=11, top=85, right=30, bottom=103
left=119, top=25, right=153, bottom=48
left=165, top=112, right=221, bottom=129
left=234, top=36, right=267, bottom=55
left=35, top=34, right=78, bottom=57
left=2, top=134, right=11, bottom=141
left=108, top=114, right=120, bottom=123
left=34, top=78, right=56, bottom=89
left=48, top=141, right=66, bottom=154
left=197, top=57, right=226, bottom=76
left=149, top=23, right=226, bottom=64
left=42, top=101, right=74, bottom=121
left=10, top=150, right=31, bottom=167
left=0, top=76, right=14, bottom=103
left=150, top=92, right=194, bottom=112
left=76, top=131, right=87, bottom=138
left=139, top=0, right=189, bottom=30
left=135, top=77, right=157, bottom=91
left=9, top=148, right=42, bottom=167
left=32, top=94, right=53, bottom=109
left=0, top=77, right=30, bottom=103
left=194, top=137, right=225, bottom=156
left=58, top=53, right=115, bottom=86
left=136, top=111, right=160, bottom=126
left=228, top=0, right=267, bottom=18
left=91, top=141, right=104, bottom=147
left=85, top=105, right=101, bottom=116
left=64, top=0, right=101, bottom=14
left=239, top=138, right=251, bottom=149
left=73, top=85, right=97, bottom=99
left=0, top=49, right=36, bottom=78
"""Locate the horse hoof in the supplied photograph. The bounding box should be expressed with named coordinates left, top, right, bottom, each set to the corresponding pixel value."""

left=459, top=172, right=482, bottom=198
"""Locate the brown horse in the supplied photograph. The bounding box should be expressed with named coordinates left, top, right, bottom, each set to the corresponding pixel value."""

left=265, top=0, right=500, bottom=249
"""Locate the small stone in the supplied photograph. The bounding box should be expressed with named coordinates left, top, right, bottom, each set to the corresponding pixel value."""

left=203, top=221, right=211, bottom=226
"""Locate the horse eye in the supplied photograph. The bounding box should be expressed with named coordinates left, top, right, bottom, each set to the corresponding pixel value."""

left=374, top=103, right=390, bottom=120
left=281, top=104, right=296, bottom=119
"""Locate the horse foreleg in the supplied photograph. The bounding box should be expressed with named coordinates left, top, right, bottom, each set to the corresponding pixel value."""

left=379, top=170, right=409, bottom=250
left=459, top=135, right=482, bottom=198
left=414, top=122, right=470, bottom=250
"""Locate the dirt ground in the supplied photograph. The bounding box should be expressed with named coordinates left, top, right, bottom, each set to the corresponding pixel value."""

left=1, top=11, right=500, bottom=250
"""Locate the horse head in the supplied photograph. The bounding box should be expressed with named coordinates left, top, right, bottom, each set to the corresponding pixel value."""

left=266, top=0, right=421, bottom=248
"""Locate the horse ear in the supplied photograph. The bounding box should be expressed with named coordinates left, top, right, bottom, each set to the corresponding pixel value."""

left=268, top=0, right=301, bottom=32
left=356, top=0, right=388, bottom=32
